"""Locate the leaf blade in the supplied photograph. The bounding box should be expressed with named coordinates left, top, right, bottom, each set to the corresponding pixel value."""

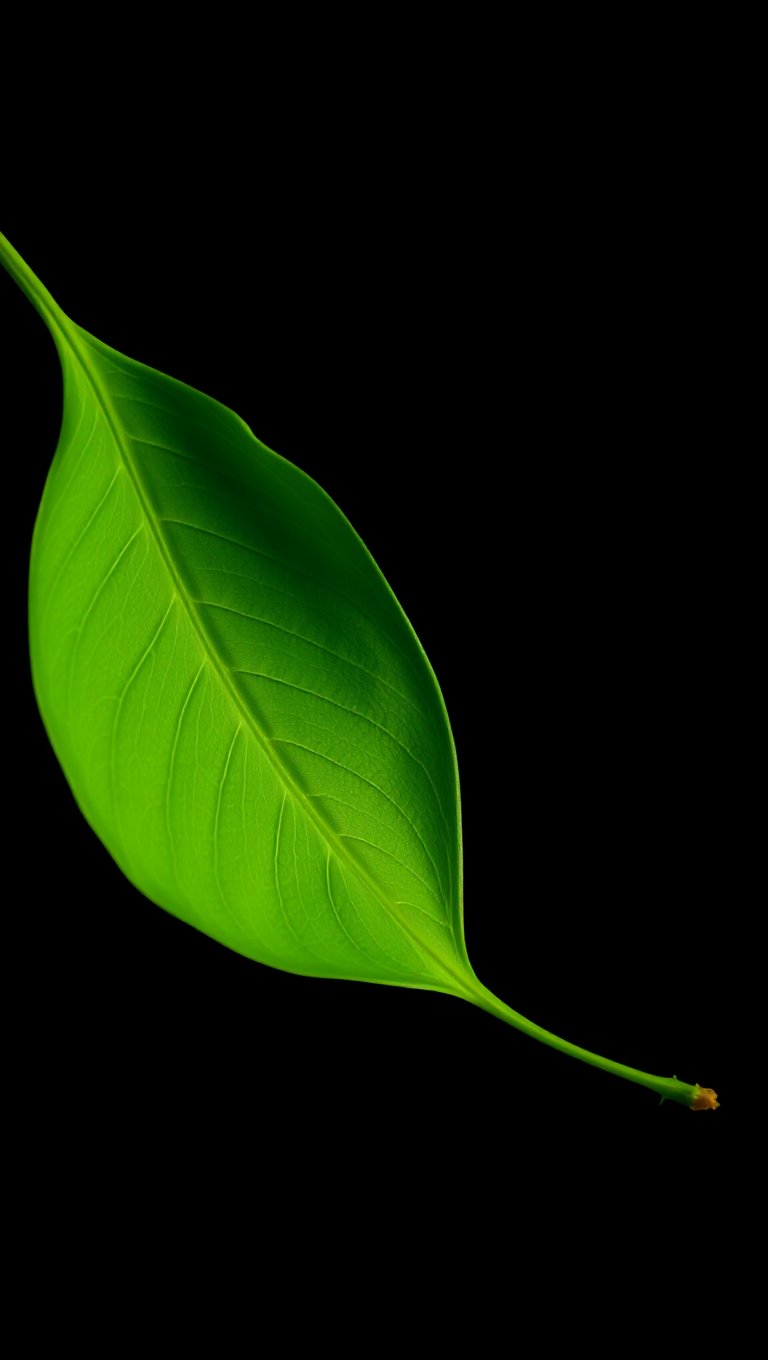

left=25, top=284, right=469, bottom=995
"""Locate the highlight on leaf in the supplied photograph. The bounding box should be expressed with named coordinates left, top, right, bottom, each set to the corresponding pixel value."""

left=0, top=229, right=718, bottom=1112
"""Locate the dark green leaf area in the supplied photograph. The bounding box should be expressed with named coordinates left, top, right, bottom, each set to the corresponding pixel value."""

left=31, top=323, right=465, bottom=995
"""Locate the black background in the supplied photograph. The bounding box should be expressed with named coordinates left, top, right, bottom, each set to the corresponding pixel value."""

left=2, top=188, right=732, bottom=1155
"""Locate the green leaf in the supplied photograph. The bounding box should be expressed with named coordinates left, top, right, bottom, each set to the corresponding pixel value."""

left=2, top=230, right=713, bottom=1110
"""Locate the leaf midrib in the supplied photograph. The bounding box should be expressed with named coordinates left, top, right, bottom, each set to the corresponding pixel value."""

left=60, top=316, right=468, bottom=996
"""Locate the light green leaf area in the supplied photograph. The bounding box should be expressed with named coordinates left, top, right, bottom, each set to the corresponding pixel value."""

left=32, top=313, right=468, bottom=997
left=3, top=231, right=713, bottom=1109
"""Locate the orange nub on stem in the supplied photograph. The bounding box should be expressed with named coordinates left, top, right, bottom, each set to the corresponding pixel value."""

left=690, top=1085, right=719, bottom=1111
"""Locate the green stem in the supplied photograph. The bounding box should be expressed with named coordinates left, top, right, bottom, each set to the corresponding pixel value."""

left=0, top=231, right=68, bottom=354
left=466, top=978, right=698, bottom=1107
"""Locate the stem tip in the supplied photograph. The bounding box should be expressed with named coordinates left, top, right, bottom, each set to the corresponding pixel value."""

left=690, top=1085, right=719, bottom=1111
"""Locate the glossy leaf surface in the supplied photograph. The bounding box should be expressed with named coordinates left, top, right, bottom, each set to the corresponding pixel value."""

left=17, top=273, right=468, bottom=1000
left=2, top=230, right=711, bottom=1110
